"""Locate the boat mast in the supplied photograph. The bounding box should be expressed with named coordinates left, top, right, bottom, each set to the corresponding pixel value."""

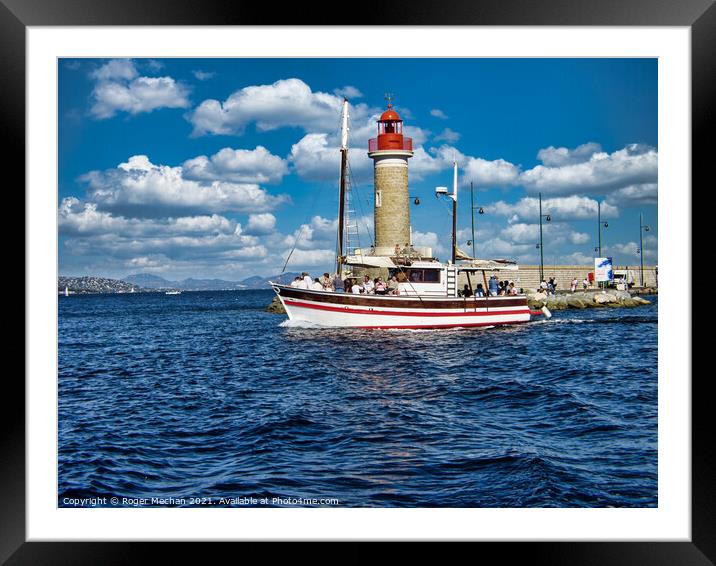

left=451, top=158, right=458, bottom=264
left=336, top=99, right=349, bottom=276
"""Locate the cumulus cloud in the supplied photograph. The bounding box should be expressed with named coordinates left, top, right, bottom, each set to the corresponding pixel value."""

left=89, top=59, right=190, bottom=119
left=430, top=109, right=449, bottom=119
left=536, top=142, right=602, bottom=167
left=192, top=70, right=215, bottom=81
left=187, top=78, right=375, bottom=136
left=182, top=146, right=288, bottom=184
left=434, top=128, right=461, bottom=143
left=79, top=155, right=289, bottom=217
left=490, top=195, right=619, bottom=222
left=521, top=143, right=658, bottom=196
left=333, top=85, right=363, bottom=99
left=244, top=213, right=277, bottom=235
left=605, top=183, right=658, bottom=206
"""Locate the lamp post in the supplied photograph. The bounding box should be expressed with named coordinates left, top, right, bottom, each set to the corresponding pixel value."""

left=637, top=212, right=651, bottom=287
left=537, top=192, right=551, bottom=282
left=467, top=181, right=485, bottom=258
left=593, top=200, right=609, bottom=289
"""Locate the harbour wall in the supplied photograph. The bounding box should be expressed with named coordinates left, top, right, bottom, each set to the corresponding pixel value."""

left=458, top=264, right=658, bottom=292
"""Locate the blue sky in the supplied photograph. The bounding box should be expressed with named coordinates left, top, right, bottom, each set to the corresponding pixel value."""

left=58, top=58, right=658, bottom=280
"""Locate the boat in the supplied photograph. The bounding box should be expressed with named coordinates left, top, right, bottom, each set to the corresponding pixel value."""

left=270, top=97, right=550, bottom=329
left=165, top=290, right=182, bottom=295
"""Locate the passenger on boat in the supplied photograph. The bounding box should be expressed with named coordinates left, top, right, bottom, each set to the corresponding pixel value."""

left=320, top=272, right=333, bottom=291
left=311, top=278, right=324, bottom=291
left=462, top=284, right=473, bottom=298
left=351, top=279, right=363, bottom=294
left=374, top=277, right=387, bottom=295
left=290, top=276, right=302, bottom=288
left=508, top=282, right=517, bottom=295
left=303, top=272, right=313, bottom=287
left=333, top=273, right=344, bottom=292
left=387, top=276, right=400, bottom=295
left=475, top=283, right=485, bottom=297
left=488, top=275, right=499, bottom=296
left=362, top=275, right=374, bottom=294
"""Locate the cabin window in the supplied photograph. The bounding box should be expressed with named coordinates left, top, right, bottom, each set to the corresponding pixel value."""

left=390, top=268, right=441, bottom=283
left=375, top=189, right=382, bottom=207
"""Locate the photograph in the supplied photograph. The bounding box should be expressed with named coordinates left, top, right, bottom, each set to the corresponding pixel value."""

left=57, top=56, right=659, bottom=509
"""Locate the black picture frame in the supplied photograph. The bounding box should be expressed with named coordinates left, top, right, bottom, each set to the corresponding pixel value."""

left=5, top=0, right=708, bottom=563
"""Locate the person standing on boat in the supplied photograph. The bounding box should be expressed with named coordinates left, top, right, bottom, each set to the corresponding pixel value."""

left=302, top=272, right=313, bottom=287
left=489, top=275, right=499, bottom=296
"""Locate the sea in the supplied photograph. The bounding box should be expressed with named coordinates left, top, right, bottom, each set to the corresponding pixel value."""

left=58, top=289, right=658, bottom=508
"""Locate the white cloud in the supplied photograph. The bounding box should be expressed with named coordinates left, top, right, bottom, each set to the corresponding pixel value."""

left=605, top=183, right=658, bottom=206
left=90, top=59, right=190, bottom=119
left=521, top=143, right=658, bottom=196
left=245, top=213, right=277, bottom=235
left=79, top=155, right=288, bottom=217
left=430, top=109, right=449, bottom=119
left=192, top=70, right=215, bottom=81
left=536, top=142, right=602, bottom=167
left=434, top=128, right=461, bottom=143
left=183, top=146, right=288, bottom=184
left=490, top=195, right=619, bottom=222
left=333, top=85, right=363, bottom=99
left=187, top=78, right=375, bottom=136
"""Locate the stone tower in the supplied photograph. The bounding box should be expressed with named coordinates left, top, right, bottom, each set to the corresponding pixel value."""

left=368, top=100, right=414, bottom=256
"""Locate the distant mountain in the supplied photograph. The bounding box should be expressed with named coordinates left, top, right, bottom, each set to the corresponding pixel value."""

left=121, top=271, right=304, bottom=291
left=239, top=272, right=302, bottom=289
left=124, top=273, right=247, bottom=291
left=59, top=276, right=142, bottom=294
left=124, top=273, right=173, bottom=288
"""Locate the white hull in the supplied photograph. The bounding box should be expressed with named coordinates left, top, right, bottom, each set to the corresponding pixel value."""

left=272, top=285, right=532, bottom=329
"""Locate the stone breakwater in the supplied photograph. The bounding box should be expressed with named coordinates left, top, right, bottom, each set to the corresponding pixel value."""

left=527, top=290, right=652, bottom=310
left=266, top=296, right=286, bottom=314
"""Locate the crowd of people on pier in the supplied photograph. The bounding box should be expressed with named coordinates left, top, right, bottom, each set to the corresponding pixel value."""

left=288, top=272, right=403, bottom=295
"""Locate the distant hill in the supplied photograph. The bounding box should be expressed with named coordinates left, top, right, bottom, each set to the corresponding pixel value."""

left=240, top=272, right=302, bottom=289
left=123, top=272, right=303, bottom=290
left=59, top=276, right=142, bottom=294
left=124, top=273, right=246, bottom=291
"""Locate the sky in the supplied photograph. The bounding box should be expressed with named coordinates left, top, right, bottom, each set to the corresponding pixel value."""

left=58, top=58, right=658, bottom=280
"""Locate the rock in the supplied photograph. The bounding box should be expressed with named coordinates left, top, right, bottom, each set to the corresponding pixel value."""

left=632, top=296, right=651, bottom=305
left=266, top=296, right=286, bottom=314
left=566, top=296, right=587, bottom=308
left=546, top=295, right=568, bottom=310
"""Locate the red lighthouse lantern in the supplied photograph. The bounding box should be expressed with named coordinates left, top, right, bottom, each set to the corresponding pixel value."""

left=368, top=97, right=413, bottom=152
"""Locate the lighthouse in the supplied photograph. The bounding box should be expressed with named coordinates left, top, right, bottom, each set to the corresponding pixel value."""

left=368, top=97, right=414, bottom=256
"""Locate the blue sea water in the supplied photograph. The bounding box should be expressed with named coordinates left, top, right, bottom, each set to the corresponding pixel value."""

left=58, top=290, right=657, bottom=508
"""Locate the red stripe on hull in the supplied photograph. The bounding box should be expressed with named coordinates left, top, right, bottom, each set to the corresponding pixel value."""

left=358, top=321, right=531, bottom=329
left=284, top=299, right=531, bottom=318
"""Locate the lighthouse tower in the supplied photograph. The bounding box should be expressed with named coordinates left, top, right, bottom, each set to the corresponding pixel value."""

left=368, top=97, right=414, bottom=256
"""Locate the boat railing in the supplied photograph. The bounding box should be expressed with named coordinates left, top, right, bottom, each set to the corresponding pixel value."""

left=368, top=137, right=413, bottom=152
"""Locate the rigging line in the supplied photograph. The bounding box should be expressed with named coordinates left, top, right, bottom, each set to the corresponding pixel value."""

left=345, top=160, right=375, bottom=245
left=279, top=175, right=328, bottom=275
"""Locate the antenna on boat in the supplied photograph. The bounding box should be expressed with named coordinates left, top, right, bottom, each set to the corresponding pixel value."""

left=336, top=98, right=349, bottom=276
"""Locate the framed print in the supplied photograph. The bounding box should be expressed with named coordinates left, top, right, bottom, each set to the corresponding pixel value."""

left=6, top=0, right=711, bottom=563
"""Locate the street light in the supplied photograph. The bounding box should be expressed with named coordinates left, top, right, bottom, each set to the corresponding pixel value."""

left=469, top=181, right=485, bottom=258
left=637, top=212, right=651, bottom=287
left=596, top=200, right=609, bottom=257
left=538, top=192, right=551, bottom=282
